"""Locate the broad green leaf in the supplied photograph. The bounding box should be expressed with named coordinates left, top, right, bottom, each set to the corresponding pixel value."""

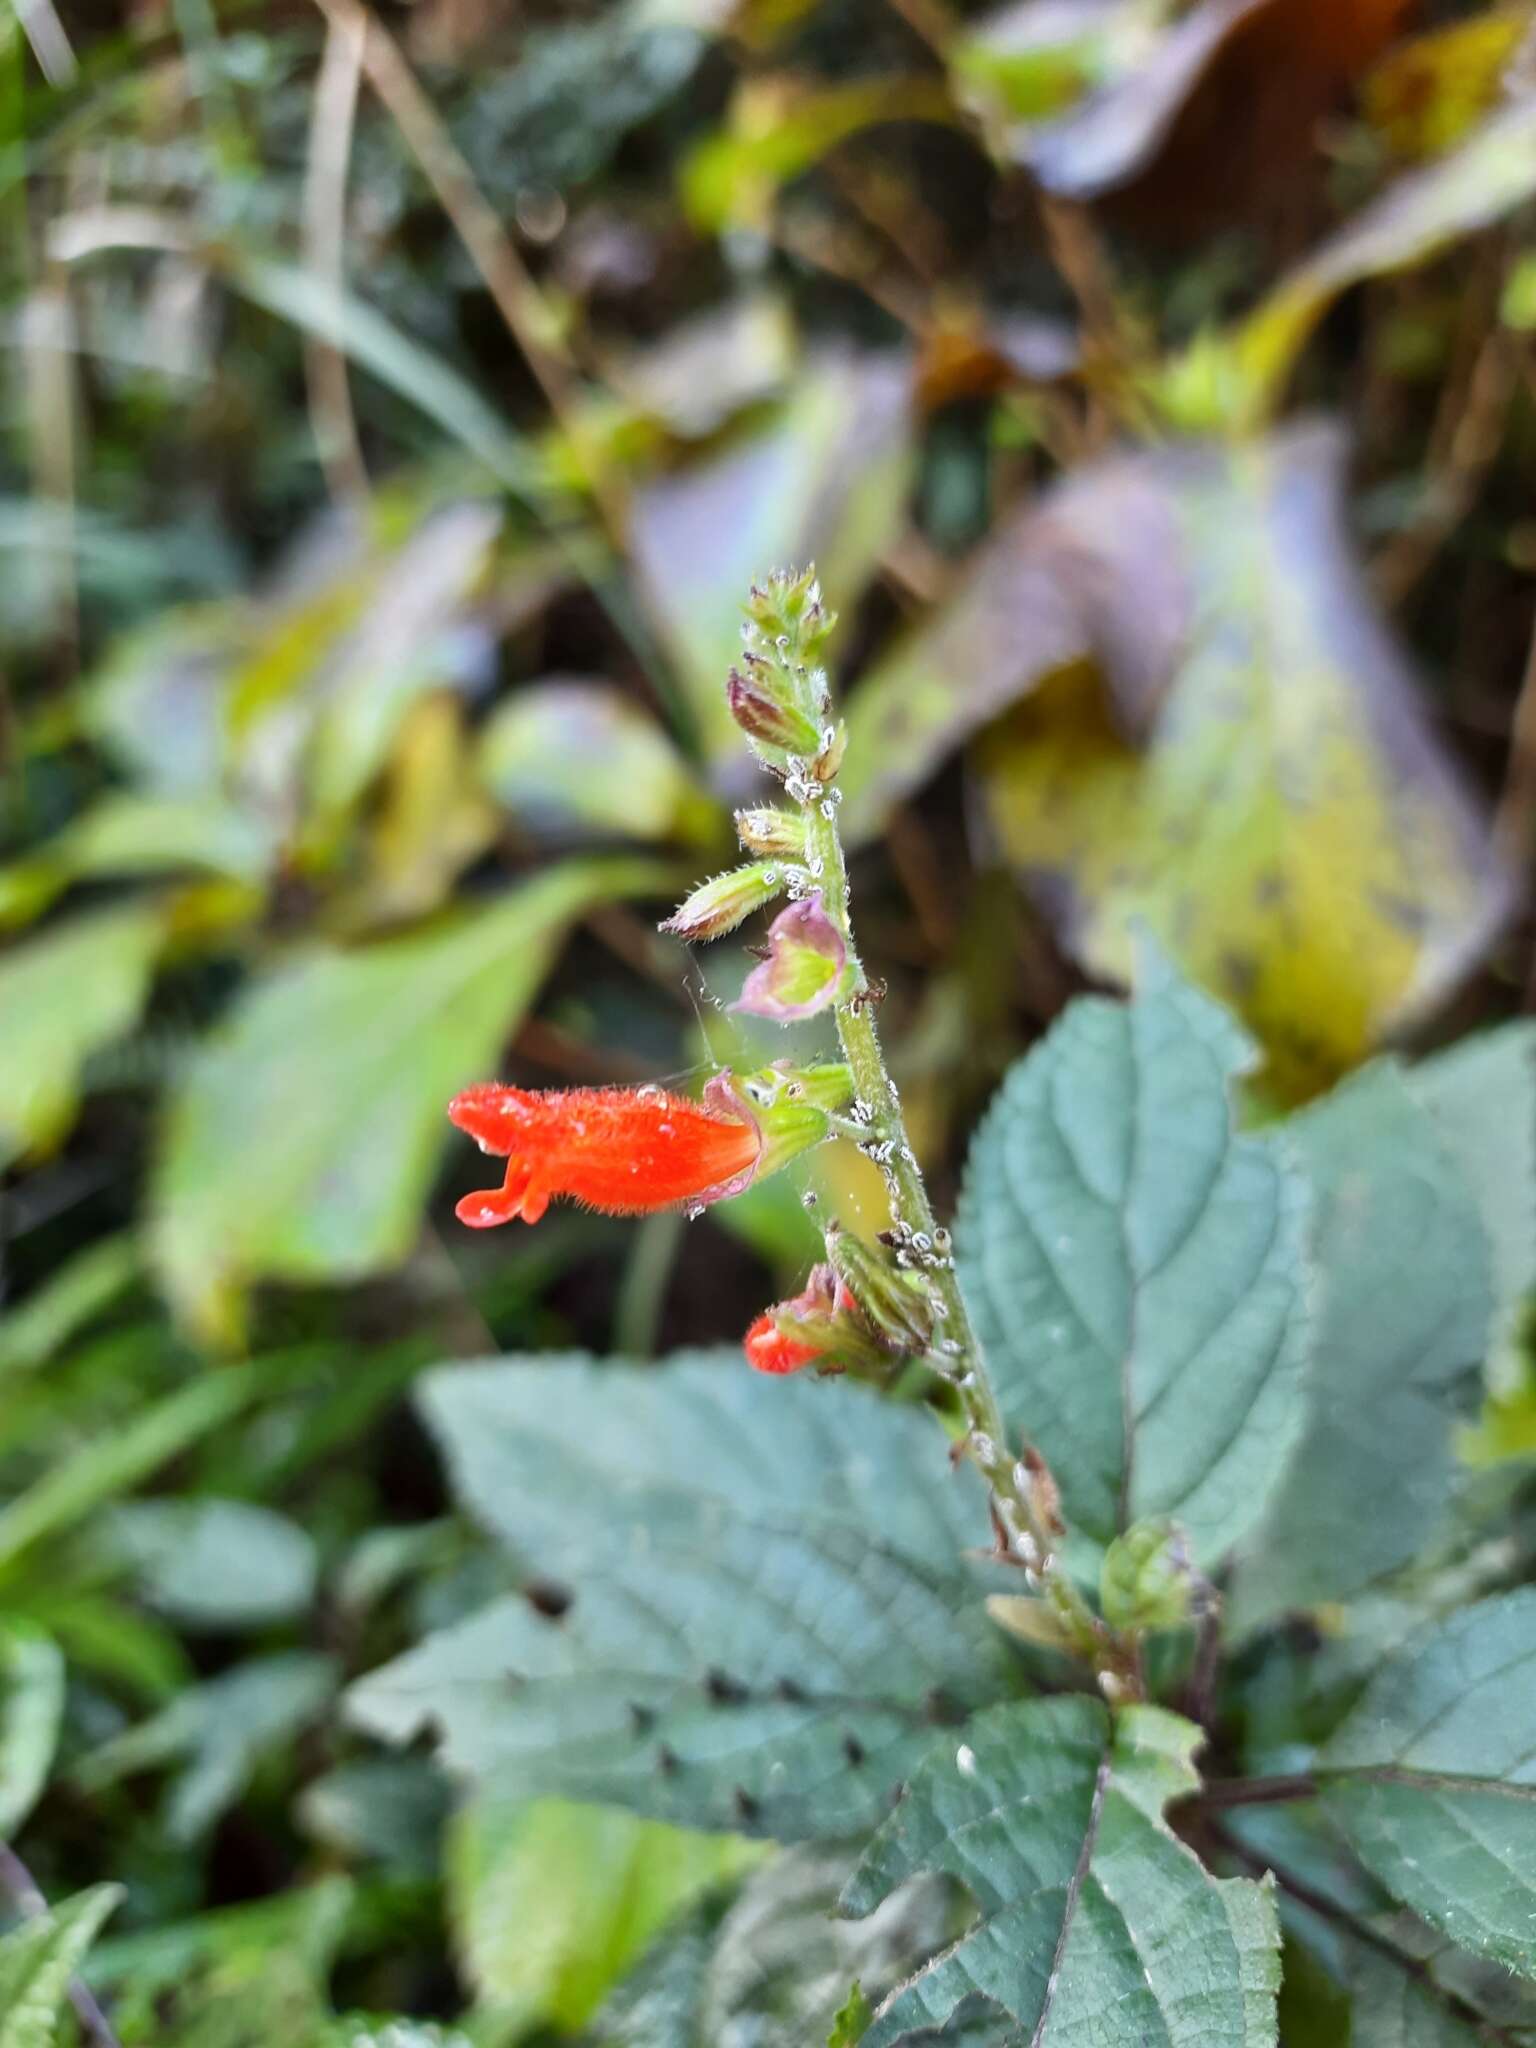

left=0, top=796, right=275, bottom=929
left=629, top=359, right=912, bottom=762
left=0, top=903, right=163, bottom=1166
left=1236, top=97, right=1536, bottom=411
left=50, top=793, right=276, bottom=885
left=954, top=951, right=1308, bottom=1562
left=448, top=1793, right=762, bottom=2032
left=75, top=1651, right=337, bottom=1842
left=1406, top=1023, right=1536, bottom=1400
left=1336, top=1948, right=1487, bottom=2047
left=1229, top=1064, right=1490, bottom=1628
left=0, top=1886, right=121, bottom=2048
left=152, top=858, right=667, bottom=1339
left=969, top=426, right=1512, bottom=1098
left=102, top=1499, right=317, bottom=1630
left=479, top=681, right=716, bottom=844
left=840, top=1697, right=1280, bottom=2047
left=0, top=1369, right=259, bottom=1574
left=419, top=1350, right=991, bottom=1568
left=349, top=1353, right=1020, bottom=1841
left=0, top=1624, right=64, bottom=1835
left=1321, top=1590, right=1536, bottom=1980
left=282, top=500, right=502, bottom=830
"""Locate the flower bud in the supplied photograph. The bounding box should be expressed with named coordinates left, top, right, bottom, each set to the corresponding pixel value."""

left=726, top=665, right=823, bottom=757
left=732, top=892, right=847, bottom=1023
left=1099, top=1519, right=1194, bottom=1634
left=660, top=862, right=785, bottom=942
left=825, top=1220, right=935, bottom=1351
left=743, top=565, right=837, bottom=660
left=744, top=1263, right=885, bottom=1376
left=734, top=807, right=806, bottom=859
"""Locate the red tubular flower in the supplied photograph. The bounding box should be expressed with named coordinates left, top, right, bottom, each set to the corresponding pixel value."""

left=448, top=1083, right=761, bottom=1228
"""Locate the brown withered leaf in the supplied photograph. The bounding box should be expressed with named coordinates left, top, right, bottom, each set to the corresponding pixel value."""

left=841, top=454, right=1188, bottom=835
left=959, top=0, right=1409, bottom=216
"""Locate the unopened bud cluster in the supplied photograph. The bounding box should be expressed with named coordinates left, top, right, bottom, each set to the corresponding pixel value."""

left=659, top=568, right=852, bottom=1023
left=729, top=566, right=842, bottom=782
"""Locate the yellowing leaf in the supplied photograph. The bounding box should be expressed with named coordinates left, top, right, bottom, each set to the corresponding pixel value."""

left=1362, top=7, right=1531, bottom=162
left=975, top=425, right=1511, bottom=1099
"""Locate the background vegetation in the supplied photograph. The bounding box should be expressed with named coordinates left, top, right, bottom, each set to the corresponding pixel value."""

left=6, top=0, right=1536, bottom=2040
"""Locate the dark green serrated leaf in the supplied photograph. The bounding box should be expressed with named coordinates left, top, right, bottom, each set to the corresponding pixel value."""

left=1230, top=1063, right=1490, bottom=1628
left=841, top=1696, right=1279, bottom=2047
left=955, top=948, right=1308, bottom=1563
left=1406, top=1022, right=1536, bottom=1399
left=418, top=1351, right=991, bottom=1569
left=1320, top=1589, right=1536, bottom=1982
left=348, top=1354, right=1019, bottom=1842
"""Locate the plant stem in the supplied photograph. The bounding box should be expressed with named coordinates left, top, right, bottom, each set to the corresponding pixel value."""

left=797, top=780, right=1139, bottom=1696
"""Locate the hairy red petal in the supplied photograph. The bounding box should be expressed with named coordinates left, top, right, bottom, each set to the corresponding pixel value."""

left=448, top=1083, right=761, bottom=1228
left=744, top=1311, right=821, bottom=1375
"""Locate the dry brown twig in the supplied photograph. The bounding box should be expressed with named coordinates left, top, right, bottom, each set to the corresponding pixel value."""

left=309, top=0, right=631, bottom=543
left=303, top=8, right=370, bottom=502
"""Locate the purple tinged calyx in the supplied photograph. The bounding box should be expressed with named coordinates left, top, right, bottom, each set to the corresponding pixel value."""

left=732, top=891, right=846, bottom=1021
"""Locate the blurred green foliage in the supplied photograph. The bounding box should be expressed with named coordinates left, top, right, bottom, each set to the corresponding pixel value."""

left=5, top=0, right=1536, bottom=2039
